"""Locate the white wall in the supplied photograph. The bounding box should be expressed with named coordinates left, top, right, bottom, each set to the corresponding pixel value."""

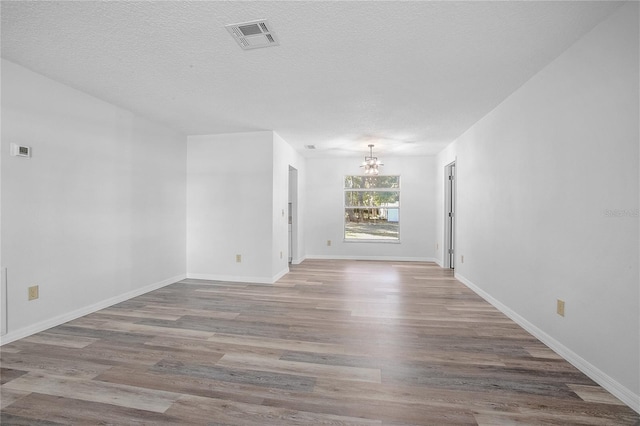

left=436, top=2, right=639, bottom=410
left=187, top=131, right=305, bottom=283
left=306, top=156, right=436, bottom=261
left=0, top=59, right=187, bottom=343
left=187, top=131, right=273, bottom=282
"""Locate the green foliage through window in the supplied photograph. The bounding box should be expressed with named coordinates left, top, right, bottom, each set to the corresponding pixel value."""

left=344, top=176, right=400, bottom=241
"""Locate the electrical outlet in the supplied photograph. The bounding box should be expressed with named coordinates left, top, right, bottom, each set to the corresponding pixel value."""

left=236, top=254, right=242, bottom=263
left=461, top=255, right=464, bottom=263
left=557, top=299, right=565, bottom=317
left=280, top=251, right=283, bottom=259
left=327, top=240, right=331, bottom=246
left=28, top=285, right=39, bottom=301
left=436, top=243, right=439, bottom=250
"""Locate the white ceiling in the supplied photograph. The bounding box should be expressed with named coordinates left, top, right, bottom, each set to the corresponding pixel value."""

left=1, top=1, right=623, bottom=158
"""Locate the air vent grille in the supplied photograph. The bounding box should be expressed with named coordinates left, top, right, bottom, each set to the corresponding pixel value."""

left=238, top=24, right=262, bottom=36
left=231, top=27, right=243, bottom=38
left=225, top=19, right=279, bottom=50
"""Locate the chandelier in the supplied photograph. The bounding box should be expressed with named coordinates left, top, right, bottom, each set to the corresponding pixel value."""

left=360, top=144, right=383, bottom=175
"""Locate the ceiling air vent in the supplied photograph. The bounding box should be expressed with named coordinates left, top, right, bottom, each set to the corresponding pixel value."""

left=225, top=19, right=279, bottom=50
left=304, top=145, right=316, bottom=150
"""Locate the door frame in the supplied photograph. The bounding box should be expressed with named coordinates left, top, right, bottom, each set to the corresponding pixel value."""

left=444, top=161, right=456, bottom=269
left=288, top=166, right=298, bottom=264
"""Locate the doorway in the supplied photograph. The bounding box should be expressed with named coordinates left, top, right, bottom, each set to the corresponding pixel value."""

left=444, top=162, right=456, bottom=269
left=288, top=166, right=298, bottom=264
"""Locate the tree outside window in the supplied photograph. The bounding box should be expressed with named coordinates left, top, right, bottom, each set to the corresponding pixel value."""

left=344, top=175, right=400, bottom=241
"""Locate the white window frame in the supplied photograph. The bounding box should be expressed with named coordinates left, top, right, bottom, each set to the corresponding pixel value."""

left=343, top=175, right=400, bottom=243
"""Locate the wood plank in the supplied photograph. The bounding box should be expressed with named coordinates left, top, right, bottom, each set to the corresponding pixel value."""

left=165, top=394, right=382, bottom=426
left=18, top=332, right=99, bottom=349
left=151, top=358, right=317, bottom=392
left=568, top=383, right=628, bottom=405
left=3, top=372, right=181, bottom=413
left=206, top=332, right=350, bottom=355
left=1, top=392, right=182, bottom=425
left=1, top=367, right=29, bottom=385
left=0, top=388, right=31, bottom=409
left=0, top=352, right=114, bottom=379
left=217, top=352, right=382, bottom=383
left=95, top=365, right=266, bottom=405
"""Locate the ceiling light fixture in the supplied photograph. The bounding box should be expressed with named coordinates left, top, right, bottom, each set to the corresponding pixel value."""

left=360, top=144, right=383, bottom=175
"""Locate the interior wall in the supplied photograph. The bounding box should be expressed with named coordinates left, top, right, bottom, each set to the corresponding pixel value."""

left=0, top=59, right=187, bottom=343
left=436, top=2, right=639, bottom=408
left=305, top=156, right=436, bottom=261
left=187, top=131, right=305, bottom=283
left=187, top=131, right=274, bottom=282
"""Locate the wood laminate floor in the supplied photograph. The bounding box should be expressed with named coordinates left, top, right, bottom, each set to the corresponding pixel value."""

left=1, top=260, right=638, bottom=425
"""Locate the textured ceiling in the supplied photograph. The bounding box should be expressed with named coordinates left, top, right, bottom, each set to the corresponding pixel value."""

left=1, top=1, right=623, bottom=157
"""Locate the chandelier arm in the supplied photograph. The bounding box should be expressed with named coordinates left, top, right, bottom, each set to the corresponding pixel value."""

left=359, top=144, right=382, bottom=175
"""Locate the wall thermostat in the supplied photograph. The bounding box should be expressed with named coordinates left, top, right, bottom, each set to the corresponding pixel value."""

left=10, top=143, right=31, bottom=158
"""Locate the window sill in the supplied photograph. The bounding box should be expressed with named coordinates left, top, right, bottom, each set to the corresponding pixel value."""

left=343, top=239, right=401, bottom=244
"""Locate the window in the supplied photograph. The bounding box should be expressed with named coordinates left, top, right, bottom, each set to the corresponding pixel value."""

left=344, top=175, right=400, bottom=241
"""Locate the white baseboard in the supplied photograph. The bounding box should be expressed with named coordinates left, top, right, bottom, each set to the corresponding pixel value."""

left=455, top=272, right=640, bottom=415
left=187, top=270, right=288, bottom=285
left=0, top=273, right=186, bottom=346
left=272, top=267, right=289, bottom=283
left=305, top=255, right=437, bottom=262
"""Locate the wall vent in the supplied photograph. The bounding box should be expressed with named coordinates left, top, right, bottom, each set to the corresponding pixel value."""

left=304, top=145, right=316, bottom=150
left=225, top=19, right=279, bottom=50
